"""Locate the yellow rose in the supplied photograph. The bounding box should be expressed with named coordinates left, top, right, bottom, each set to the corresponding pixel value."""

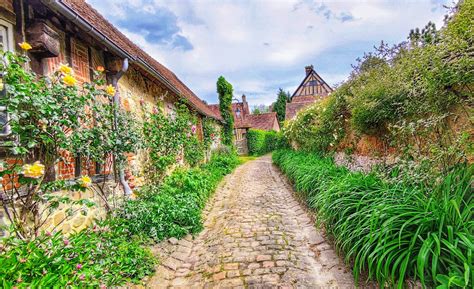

left=18, top=42, right=32, bottom=51
left=22, top=161, right=45, bottom=179
left=62, top=74, right=77, bottom=86
left=79, top=175, right=92, bottom=188
left=96, top=66, right=105, bottom=73
left=105, top=85, right=116, bottom=96
left=58, top=64, right=73, bottom=75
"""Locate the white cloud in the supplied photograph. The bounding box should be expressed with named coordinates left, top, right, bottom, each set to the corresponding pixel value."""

left=87, top=0, right=449, bottom=106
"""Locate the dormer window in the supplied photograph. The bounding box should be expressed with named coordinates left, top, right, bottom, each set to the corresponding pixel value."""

left=235, top=107, right=241, bottom=118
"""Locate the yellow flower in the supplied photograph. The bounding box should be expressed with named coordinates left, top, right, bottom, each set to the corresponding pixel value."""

left=18, top=42, right=32, bottom=51
left=58, top=64, right=73, bottom=75
left=22, top=161, right=45, bottom=179
left=96, top=66, right=105, bottom=73
left=62, top=74, right=77, bottom=86
left=105, top=85, right=116, bottom=96
left=79, top=175, right=92, bottom=188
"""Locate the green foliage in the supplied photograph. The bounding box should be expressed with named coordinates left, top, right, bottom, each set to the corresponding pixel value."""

left=284, top=93, right=347, bottom=152
left=273, top=149, right=473, bottom=288
left=216, top=76, right=234, bottom=146
left=114, top=151, right=239, bottom=242
left=0, top=51, right=140, bottom=238
left=273, top=88, right=290, bottom=124
left=202, top=117, right=218, bottom=150
left=0, top=225, right=155, bottom=288
left=247, top=129, right=286, bottom=156
left=283, top=1, right=473, bottom=169
left=142, top=102, right=204, bottom=182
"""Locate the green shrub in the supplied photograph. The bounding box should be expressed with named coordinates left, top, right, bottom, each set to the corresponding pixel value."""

left=284, top=94, right=346, bottom=152
left=0, top=225, right=155, bottom=288
left=282, top=1, right=472, bottom=167
left=115, top=151, right=239, bottom=241
left=273, top=149, right=473, bottom=288
left=247, top=129, right=285, bottom=156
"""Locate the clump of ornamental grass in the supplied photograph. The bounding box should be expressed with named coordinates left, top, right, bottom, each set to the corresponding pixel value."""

left=273, top=149, right=473, bottom=288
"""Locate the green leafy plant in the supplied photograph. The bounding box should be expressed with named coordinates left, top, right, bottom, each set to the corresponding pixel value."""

left=113, top=150, right=239, bottom=242
left=0, top=224, right=155, bottom=288
left=247, top=129, right=286, bottom=156
left=273, top=149, right=473, bottom=288
left=142, top=102, right=204, bottom=183
left=216, top=76, right=234, bottom=147
left=0, top=50, right=138, bottom=238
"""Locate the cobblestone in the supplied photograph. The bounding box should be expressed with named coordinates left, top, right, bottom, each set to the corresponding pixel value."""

left=146, top=155, right=355, bottom=288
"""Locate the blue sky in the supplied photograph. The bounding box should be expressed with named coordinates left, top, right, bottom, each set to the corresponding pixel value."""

left=87, top=0, right=450, bottom=107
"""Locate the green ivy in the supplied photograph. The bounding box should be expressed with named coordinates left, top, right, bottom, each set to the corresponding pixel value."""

left=216, top=76, right=234, bottom=147
left=142, top=102, right=204, bottom=183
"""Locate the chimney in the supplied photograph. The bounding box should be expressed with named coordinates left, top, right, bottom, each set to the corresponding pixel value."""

left=305, top=65, right=313, bottom=76
left=241, top=94, right=249, bottom=115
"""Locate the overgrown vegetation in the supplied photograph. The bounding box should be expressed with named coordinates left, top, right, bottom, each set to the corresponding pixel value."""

left=284, top=0, right=473, bottom=175
left=273, top=149, right=473, bottom=289
left=112, top=150, right=240, bottom=241
left=0, top=45, right=235, bottom=287
left=0, top=225, right=154, bottom=288
left=217, top=76, right=234, bottom=147
left=247, top=129, right=286, bottom=156
left=142, top=102, right=206, bottom=183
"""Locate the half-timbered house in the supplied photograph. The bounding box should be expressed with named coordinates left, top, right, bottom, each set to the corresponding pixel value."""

left=285, top=65, right=333, bottom=120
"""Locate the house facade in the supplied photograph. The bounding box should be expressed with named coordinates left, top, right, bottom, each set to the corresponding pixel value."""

left=209, top=94, right=280, bottom=154
left=285, top=65, right=333, bottom=120
left=0, top=0, right=222, bottom=234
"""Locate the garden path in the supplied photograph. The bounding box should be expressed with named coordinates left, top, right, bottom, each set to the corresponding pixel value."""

left=146, top=155, right=354, bottom=288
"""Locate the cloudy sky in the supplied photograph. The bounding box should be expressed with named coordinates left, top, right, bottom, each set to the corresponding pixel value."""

left=87, top=0, right=450, bottom=107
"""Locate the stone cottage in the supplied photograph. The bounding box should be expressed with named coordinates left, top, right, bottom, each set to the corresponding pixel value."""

left=209, top=94, right=280, bottom=154
left=285, top=65, right=333, bottom=120
left=0, top=0, right=222, bottom=234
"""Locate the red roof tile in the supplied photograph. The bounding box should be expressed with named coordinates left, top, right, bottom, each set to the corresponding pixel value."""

left=285, top=101, right=315, bottom=120
left=208, top=104, right=251, bottom=128
left=246, top=112, right=279, bottom=131
left=58, top=0, right=221, bottom=120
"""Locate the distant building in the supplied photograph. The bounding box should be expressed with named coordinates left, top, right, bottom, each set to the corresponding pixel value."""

left=285, top=65, right=333, bottom=120
left=209, top=95, right=280, bottom=154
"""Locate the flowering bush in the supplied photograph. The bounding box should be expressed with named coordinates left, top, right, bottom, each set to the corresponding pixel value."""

left=142, top=102, right=204, bottom=183
left=0, top=49, right=139, bottom=238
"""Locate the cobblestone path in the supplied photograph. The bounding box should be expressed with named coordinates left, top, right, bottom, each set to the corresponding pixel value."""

left=147, top=155, right=354, bottom=288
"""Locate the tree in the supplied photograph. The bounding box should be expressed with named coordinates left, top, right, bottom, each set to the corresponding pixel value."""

left=273, top=88, right=290, bottom=124
left=216, top=76, right=234, bottom=146
left=252, top=104, right=269, bottom=115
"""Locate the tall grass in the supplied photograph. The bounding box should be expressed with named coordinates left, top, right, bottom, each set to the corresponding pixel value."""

left=273, top=149, right=473, bottom=288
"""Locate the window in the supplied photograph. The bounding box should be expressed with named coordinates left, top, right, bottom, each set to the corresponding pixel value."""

left=0, top=19, right=13, bottom=137
left=0, top=19, right=14, bottom=52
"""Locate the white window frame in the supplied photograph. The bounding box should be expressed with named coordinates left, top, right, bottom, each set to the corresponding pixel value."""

left=0, top=19, right=14, bottom=52
left=0, top=18, right=14, bottom=137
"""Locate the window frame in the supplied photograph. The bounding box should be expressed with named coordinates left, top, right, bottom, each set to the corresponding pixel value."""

left=0, top=18, right=14, bottom=138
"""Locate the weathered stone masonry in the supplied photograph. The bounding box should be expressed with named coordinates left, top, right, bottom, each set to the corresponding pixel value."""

left=0, top=0, right=222, bottom=235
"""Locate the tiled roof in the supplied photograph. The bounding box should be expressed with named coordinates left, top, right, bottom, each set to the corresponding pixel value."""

left=285, top=101, right=315, bottom=120
left=291, top=96, right=317, bottom=103
left=246, top=112, right=279, bottom=131
left=208, top=104, right=251, bottom=128
left=58, top=0, right=221, bottom=121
